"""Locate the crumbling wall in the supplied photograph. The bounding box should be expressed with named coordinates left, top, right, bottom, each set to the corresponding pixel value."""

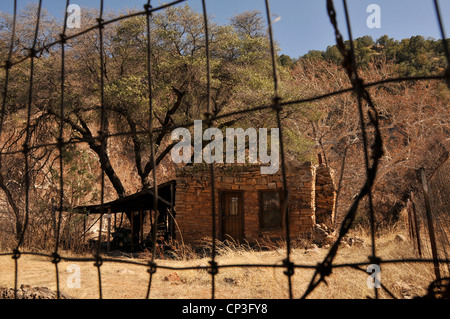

left=314, top=164, right=336, bottom=227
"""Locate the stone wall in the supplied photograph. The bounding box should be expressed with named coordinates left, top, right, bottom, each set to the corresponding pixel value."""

left=175, top=163, right=320, bottom=244
left=314, top=164, right=336, bottom=227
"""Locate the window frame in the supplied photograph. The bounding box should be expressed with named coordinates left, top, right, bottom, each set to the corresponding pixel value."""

left=259, top=189, right=284, bottom=230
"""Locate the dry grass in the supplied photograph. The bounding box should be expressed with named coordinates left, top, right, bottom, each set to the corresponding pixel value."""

left=0, top=228, right=438, bottom=299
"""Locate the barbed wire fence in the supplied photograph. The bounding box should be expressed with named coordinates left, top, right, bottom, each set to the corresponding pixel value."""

left=0, top=0, right=449, bottom=299
left=409, top=159, right=450, bottom=279
left=426, top=159, right=450, bottom=277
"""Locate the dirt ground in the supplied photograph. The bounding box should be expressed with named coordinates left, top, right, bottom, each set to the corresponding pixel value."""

left=0, top=230, right=442, bottom=299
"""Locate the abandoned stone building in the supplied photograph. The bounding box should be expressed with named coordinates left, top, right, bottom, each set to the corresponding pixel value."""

left=73, top=162, right=336, bottom=248
left=175, top=162, right=336, bottom=244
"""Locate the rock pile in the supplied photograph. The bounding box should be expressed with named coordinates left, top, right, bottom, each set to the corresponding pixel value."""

left=0, top=284, right=72, bottom=299
left=342, top=235, right=366, bottom=248
left=313, top=223, right=336, bottom=246
left=163, top=272, right=186, bottom=285
left=394, top=234, right=406, bottom=243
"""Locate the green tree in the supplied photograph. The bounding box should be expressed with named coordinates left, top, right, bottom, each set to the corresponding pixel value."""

left=356, top=35, right=374, bottom=48
left=302, top=50, right=324, bottom=60
left=278, top=54, right=294, bottom=68
left=323, top=45, right=342, bottom=64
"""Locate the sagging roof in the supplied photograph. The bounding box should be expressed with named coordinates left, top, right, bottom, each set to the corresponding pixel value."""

left=72, top=180, right=176, bottom=215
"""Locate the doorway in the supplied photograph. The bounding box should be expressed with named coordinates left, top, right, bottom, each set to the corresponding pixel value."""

left=220, top=192, right=244, bottom=242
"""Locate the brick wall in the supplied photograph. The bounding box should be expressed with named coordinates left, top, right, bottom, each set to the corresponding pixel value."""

left=175, top=162, right=334, bottom=245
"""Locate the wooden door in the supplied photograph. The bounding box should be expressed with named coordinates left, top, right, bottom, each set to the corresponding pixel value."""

left=221, top=192, right=243, bottom=242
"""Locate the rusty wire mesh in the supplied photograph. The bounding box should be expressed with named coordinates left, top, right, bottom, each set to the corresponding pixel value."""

left=0, top=0, right=449, bottom=300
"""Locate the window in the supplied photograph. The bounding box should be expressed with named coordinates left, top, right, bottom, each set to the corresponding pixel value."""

left=260, top=190, right=282, bottom=229
left=229, top=196, right=239, bottom=215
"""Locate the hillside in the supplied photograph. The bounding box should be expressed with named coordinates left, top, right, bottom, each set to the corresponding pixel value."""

left=297, top=35, right=449, bottom=77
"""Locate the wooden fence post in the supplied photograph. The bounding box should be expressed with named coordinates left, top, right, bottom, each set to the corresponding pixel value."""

left=410, top=192, right=422, bottom=257
left=406, top=199, right=413, bottom=241
left=419, top=168, right=441, bottom=280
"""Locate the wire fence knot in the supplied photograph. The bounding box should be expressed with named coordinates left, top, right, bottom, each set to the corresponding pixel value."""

left=12, top=249, right=20, bottom=260
left=283, top=259, right=294, bottom=277
left=202, top=112, right=214, bottom=125
left=28, top=48, right=37, bottom=58
left=351, top=78, right=365, bottom=96
left=208, top=260, right=219, bottom=276
left=97, top=130, right=108, bottom=143
left=369, top=256, right=381, bottom=265
left=22, top=142, right=29, bottom=155
left=59, top=34, right=67, bottom=44
left=147, top=261, right=157, bottom=275
left=56, top=137, right=64, bottom=149
left=96, top=18, right=105, bottom=29
left=271, top=96, right=282, bottom=111
left=144, top=4, right=153, bottom=15
left=94, top=256, right=103, bottom=268
left=4, top=60, right=12, bottom=70
left=51, top=252, right=61, bottom=264
left=317, top=261, right=332, bottom=278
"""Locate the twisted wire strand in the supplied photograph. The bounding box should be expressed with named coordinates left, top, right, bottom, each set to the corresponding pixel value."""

left=11, top=0, right=43, bottom=300
left=200, top=0, right=219, bottom=299
left=94, top=0, right=106, bottom=299
left=341, top=0, right=381, bottom=299
left=52, top=0, right=71, bottom=300
left=264, top=0, right=294, bottom=299
left=144, top=0, right=161, bottom=299
left=301, top=0, right=384, bottom=299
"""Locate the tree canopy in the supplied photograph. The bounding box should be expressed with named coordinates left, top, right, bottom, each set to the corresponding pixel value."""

left=301, top=34, right=449, bottom=76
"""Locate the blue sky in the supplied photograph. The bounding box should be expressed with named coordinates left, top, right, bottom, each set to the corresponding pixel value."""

left=0, top=0, right=449, bottom=58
